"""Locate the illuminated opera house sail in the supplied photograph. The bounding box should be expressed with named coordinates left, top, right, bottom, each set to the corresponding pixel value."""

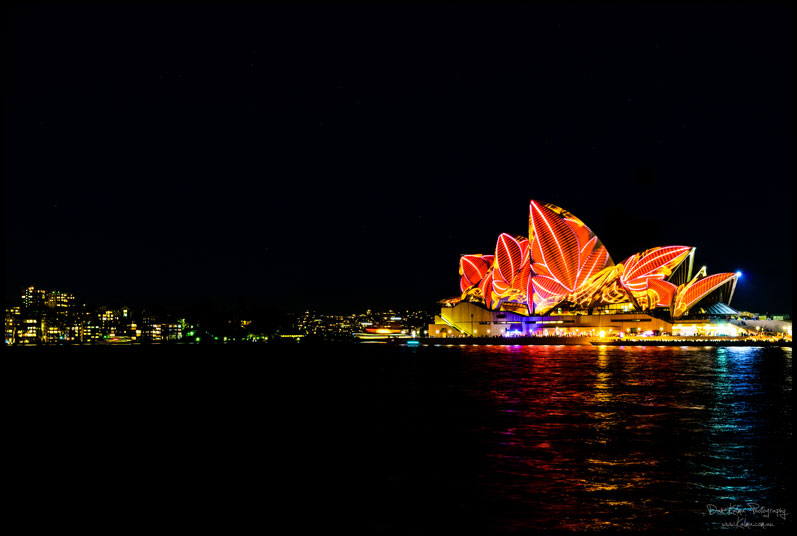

left=435, top=200, right=740, bottom=338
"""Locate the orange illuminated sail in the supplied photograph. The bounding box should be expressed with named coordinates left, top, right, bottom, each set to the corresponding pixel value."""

left=528, top=200, right=613, bottom=314
left=492, top=234, right=529, bottom=298
left=621, top=246, right=692, bottom=292
left=459, top=254, right=493, bottom=292
left=647, top=278, right=678, bottom=308
left=672, top=272, right=738, bottom=318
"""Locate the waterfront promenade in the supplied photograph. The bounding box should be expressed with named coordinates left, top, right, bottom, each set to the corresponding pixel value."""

left=415, top=335, right=792, bottom=347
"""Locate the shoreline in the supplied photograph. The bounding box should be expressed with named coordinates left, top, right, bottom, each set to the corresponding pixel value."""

left=4, top=337, right=792, bottom=349
left=590, top=339, right=791, bottom=347
left=402, top=336, right=792, bottom=347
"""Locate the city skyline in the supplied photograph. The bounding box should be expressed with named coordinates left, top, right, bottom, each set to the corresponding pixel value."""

left=3, top=4, right=792, bottom=314
left=4, top=283, right=440, bottom=345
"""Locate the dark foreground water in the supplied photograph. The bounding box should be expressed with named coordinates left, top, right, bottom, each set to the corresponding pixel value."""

left=6, top=344, right=792, bottom=533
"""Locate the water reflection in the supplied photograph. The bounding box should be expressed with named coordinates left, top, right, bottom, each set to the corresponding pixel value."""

left=457, top=345, right=792, bottom=532
left=701, top=347, right=767, bottom=505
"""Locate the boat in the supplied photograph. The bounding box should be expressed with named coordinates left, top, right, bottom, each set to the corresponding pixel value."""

left=97, top=336, right=134, bottom=345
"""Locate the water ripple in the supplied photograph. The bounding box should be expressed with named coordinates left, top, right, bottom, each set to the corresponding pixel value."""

left=454, top=345, right=793, bottom=531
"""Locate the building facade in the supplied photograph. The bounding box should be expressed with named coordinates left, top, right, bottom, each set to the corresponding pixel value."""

left=431, top=200, right=745, bottom=339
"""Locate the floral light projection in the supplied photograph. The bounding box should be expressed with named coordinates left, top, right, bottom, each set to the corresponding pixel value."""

left=459, top=200, right=738, bottom=318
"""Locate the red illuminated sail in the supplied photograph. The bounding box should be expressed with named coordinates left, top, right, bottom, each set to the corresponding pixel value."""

left=492, top=234, right=529, bottom=300
left=478, top=270, right=495, bottom=309
left=459, top=276, right=469, bottom=293
left=647, top=278, right=678, bottom=307
left=459, top=254, right=493, bottom=289
left=621, top=246, right=692, bottom=292
left=528, top=200, right=613, bottom=314
left=673, top=272, right=737, bottom=318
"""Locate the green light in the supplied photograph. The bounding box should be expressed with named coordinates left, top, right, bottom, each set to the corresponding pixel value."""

left=196, top=337, right=201, bottom=342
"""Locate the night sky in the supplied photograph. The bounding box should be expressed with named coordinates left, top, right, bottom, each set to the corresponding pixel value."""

left=3, top=4, right=792, bottom=315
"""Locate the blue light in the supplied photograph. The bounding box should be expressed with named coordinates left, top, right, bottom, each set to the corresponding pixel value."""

left=735, top=271, right=743, bottom=278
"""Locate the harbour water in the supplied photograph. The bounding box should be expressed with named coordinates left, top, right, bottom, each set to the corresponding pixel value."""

left=6, top=344, right=792, bottom=533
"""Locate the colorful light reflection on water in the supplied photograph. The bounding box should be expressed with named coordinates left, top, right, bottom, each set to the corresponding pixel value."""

left=6, top=344, right=792, bottom=533
left=454, top=345, right=792, bottom=532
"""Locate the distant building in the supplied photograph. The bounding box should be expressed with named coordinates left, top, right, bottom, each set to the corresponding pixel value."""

left=4, top=307, right=21, bottom=344
left=162, top=322, right=183, bottom=341
left=47, top=291, right=75, bottom=314
left=22, top=286, right=47, bottom=312
left=14, top=317, right=42, bottom=344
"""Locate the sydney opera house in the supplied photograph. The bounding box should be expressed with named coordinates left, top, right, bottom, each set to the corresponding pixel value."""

left=429, top=200, right=741, bottom=339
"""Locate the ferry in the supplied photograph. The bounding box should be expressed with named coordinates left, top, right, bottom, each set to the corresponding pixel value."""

left=97, top=335, right=134, bottom=345
left=354, top=319, right=412, bottom=341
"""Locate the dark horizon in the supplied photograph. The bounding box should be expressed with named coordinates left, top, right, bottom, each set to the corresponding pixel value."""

left=3, top=4, right=792, bottom=315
